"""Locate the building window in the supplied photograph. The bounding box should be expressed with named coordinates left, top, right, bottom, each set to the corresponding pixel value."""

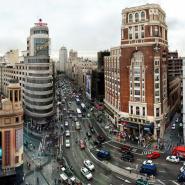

left=135, top=13, right=139, bottom=22
left=135, top=33, right=139, bottom=39
left=143, top=107, right=145, bottom=116
left=128, top=14, right=133, bottom=23
left=15, top=156, right=19, bottom=163
left=131, top=106, right=133, bottom=114
left=16, top=117, right=19, bottom=123
left=135, top=90, right=140, bottom=95
left=141, top=11, right=145, bottom=21
left=141, top=32, right=144, bottom=38
left=154, top=26, right=159, bottom=37
left=136, top=107, right=140, bottom=115
left=156, top=108, right=160, bottom=117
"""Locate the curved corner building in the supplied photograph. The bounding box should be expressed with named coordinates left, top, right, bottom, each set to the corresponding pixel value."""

left=24, top=19, right=54, bottom=124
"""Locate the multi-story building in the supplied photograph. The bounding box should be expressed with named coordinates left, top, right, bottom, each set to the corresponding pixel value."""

left=168, top=51, right=183, bottom=78
left=0, top=82, right=23, bottom=184
left=0, top=19, right=54, bottom=127
left=105, top=4, right=168, bottom=140
left=59, top=46, right=67, bottom=72
left=104, top=47, right=121, bottom=124
left=167, top=51, right=182, bottom=118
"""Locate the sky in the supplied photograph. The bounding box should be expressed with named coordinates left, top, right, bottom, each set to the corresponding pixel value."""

left=0, top=0, right=185, bottom=59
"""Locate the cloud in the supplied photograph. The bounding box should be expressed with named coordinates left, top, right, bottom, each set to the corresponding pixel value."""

left=0, top=0, right=185, bottom=58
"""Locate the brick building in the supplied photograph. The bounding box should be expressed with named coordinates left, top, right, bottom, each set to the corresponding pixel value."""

left=105, top=4, right=169, bottom=140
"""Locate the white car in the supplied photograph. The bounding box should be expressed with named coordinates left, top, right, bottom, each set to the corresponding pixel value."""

left=65, top=130, right=70, bottom=137
left=143, top=160, right=153, bottom=165
left=81, top=167, right=92, bottom=180
left=166, top=155, right=179, bottom=163
left=180, top=166, right=185, bottom=172
left=84, top=160, right=95, bottom=171
left=64, top=121, right=69, bottom=127
left=171, top=123, right=176, bottom=130
left=65, top=139, right=70, bottom=148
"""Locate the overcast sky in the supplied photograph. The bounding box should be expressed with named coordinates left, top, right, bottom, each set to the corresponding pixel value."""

left=0, top=0, right=184, bottom=59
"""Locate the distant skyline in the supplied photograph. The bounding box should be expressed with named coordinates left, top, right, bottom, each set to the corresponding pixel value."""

left=0, top=0, right=185, bottom=59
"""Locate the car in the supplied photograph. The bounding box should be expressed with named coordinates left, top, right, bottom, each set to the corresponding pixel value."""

left=166, top=155, right=180, bottom=163
left=146, top=151, right=160, bottom=159
left=180, top=165, right=185, bottom=173
left=90, top=127, right=95, bottom=134
left=65, top=139, right=70, bottom=148
left=87, top=113, right=90, bottom=118
left=81, top=167, right=92, bottom=180
left=79, top=139, right=86, bottom=149
left=143, top=160, right=153, bottom=165
left=176, top=118, right=179, bottom=123
left=84, top=160, right=95, bottom=171
left=121, top=153, right=134, bottom=162
left=64, top=121, right=69, bottom=127
left=86, top=131, right=92, bottom=138
left=97, top=135, right=106, bottom=143
left=96, top=149, right=111, bottom=160
left=65, top=130, right=70, bottom=137
left=140, top=164, right=157, bottom=176
left=75, top=121, right=81, bottom=130
left=119, top=145, right=132, bottom=153
left=74, top=117, right=78, bottom=122
left=136, top=178, right=149, bottom=185
left=93, top=140, right=102, bottom=148
left=171, top=123, right=176, bottom=130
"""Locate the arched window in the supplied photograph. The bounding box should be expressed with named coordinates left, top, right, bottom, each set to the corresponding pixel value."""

left=141, top=11, right=145, bottom=21
left=128, top=14, right=133, bottom=23
left=135, top=13, right=139, bottom=22
left=130, top=51, right=145, bottom=102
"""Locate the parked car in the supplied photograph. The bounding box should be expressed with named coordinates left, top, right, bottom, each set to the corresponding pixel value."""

left=79, top=139, right=86, bottom=149
left=97, top=135, right=106, bottom=143
left=96, top=149, right=111, bottom=160
left=65, top=139, right=70, bottom=148
left=166, top=155, right=180, bottom=163
left=81, top=167, right=92, bottom=180
left=75, top=122, right=81, bottom=130
left=178, top=171, right=185, bottom=182
left=90, top=127, right=95, bottom=134
left=121, top=153, right=134, bottom=162
left=65, top=130, right=70, bottom=137
left=64, top=121, right=69, bottom=127
left=146, top=151, right=160, bottom=159
left=84, top=160, right=95, bottom=171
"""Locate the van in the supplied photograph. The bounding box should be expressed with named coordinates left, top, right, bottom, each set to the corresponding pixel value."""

left=96, top=149, right=111, bottom=160
left=140, top=164, right=157, bottom=176
left=177, top=171, right=185, bottom=182
left=75, top=122, right=80, bottom=130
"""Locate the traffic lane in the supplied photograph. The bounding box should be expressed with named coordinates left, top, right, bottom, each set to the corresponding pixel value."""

left=64, top=123, right=111, bottom=185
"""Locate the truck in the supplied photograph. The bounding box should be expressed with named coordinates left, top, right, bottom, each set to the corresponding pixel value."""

left=172, top=146, right=185, bottom=159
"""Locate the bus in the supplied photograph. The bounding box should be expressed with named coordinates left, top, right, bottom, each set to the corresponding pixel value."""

left=80, top=103, right=86, bottom=112
left=76, top=108, right=82, bottom=118
left=75, top=98, right=80, bottom=105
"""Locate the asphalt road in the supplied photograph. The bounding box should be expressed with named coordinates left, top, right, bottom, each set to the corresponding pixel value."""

left=58, top=75, right=183, bottom=185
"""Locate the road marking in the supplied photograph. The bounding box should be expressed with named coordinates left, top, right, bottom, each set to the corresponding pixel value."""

left=158, top=170, right=166, bottom=173
left=156, top=179, right=166, bottom=185
left=170, top=180, right=180, bottom=185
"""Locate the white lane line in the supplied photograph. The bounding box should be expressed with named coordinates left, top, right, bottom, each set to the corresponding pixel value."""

left=156, top=179, right=166, bottom=185
left=170, top=180, right=180, bottom=185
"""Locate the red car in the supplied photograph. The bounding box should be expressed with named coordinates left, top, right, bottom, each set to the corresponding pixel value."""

left=79, top=139, right=86, bottom=149
left=119, top=144, right=132, bottom=153
left=146, top=151, right=160, bottom=159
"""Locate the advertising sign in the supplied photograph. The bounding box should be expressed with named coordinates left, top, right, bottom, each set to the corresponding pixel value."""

left=86, top=74, right=91, bottom=100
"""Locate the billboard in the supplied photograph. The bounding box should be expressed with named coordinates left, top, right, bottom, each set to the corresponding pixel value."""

left=86, top=74, right=91, bottom=100
left=16, top=128, right=23, bottom=151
